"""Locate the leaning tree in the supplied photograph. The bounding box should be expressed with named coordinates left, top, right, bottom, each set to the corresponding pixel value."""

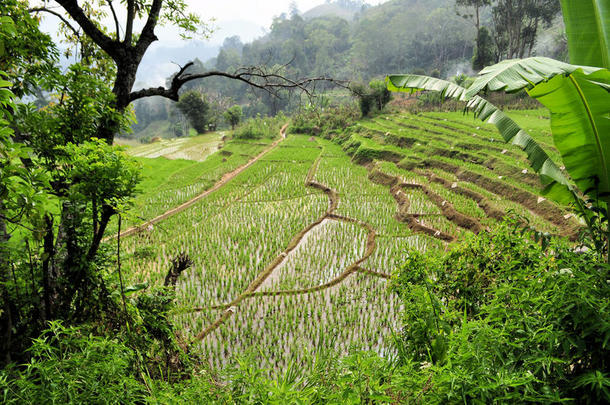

left=30, top=0, right=342, bottom=143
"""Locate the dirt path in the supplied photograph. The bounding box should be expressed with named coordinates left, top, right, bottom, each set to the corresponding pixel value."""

left=104, top=124, right=288, bottom=241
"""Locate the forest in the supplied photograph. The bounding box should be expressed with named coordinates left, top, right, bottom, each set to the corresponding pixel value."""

left=0, top=0, right=609, bottom=403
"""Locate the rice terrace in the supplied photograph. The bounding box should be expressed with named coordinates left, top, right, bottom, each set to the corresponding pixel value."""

left=118, top=108, right=579, bottom=372
left=2, top=0, right=609, bottom=403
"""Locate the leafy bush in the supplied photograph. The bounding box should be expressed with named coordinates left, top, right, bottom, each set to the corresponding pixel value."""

left=0, top=322, right=144, bottom=404
left=351, top=80, right=392, bottom=116
left=234, top=113, right=286, bottom=140
left=391, top=221, right=610, bottom=403
left=289, top=104, right=359, bottom=138
left=223, top=105, right=242, bottom=129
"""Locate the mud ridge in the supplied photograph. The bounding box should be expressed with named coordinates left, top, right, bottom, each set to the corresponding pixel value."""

left=416, top=158, right=581, bottom=236
left=368, top=167, right=483, bottom=237
left=421, top=172, right=505, bottom=221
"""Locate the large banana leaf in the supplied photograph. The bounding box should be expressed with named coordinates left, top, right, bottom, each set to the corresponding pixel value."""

left=386, top=74, right=573, bottom=203
left=560, top=0, right=610, bottom=68
left=463, top=57, right=610, bottom=202
left=464, top=57, right=601, bottom=98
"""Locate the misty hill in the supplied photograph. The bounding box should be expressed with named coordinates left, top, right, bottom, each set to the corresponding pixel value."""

left=303, top=0, right=369, bottom=21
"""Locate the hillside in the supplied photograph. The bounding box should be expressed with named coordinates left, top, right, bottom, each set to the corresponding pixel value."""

left=5, top=0, right=609, bottom=402
left=302, top=0, right=366, bottom=21
left=116, top=109, right=580, bottom=374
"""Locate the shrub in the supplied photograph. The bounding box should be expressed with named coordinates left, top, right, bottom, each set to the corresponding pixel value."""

left=351, top=80, right=392, bottom=116
left=0, top=322, right=145, bottom=404
left=391, top=221, right=610, bottom=403
left=289, top=104, right=359, bottom=138
left=234, top=114, right=286, bottom=140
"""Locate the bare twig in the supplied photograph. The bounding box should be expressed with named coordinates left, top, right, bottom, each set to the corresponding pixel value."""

left=28, top=7, right=80, bottom=38
left=106, top=0, right=121, bottom=41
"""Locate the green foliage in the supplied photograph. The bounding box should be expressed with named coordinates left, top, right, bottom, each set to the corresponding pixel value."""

left=0, top=321, right=144, bottom=404
left=472, top=26, right=495, bottom=70
left=391, top=222, right=610, bottom=403
left=176, top=90, right=211, bottom=134
left=289, top=104, right=359, bottom=138
left=351, top=80, right=392, bottom=116
left=234, top=114, right=286, bottom=140
left=223, top=105, right=242, bottom=129
left=560, top=0, right=610, bottom=68
left=490, top=0, right=560, bottom=60
left=59, top=139, right=141, bottom=210
left=0, top=0, right=58, bottom=97
left=17, top=64, right=133, bottom=161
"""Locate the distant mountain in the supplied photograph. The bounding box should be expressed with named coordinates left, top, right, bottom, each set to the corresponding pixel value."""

left=303, top=0, right=369, bottom=21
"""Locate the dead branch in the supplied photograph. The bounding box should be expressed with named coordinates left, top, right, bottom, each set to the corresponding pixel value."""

left=129, top=61, right=350, bottom=103
left=164, top=253, right=193, bottom=290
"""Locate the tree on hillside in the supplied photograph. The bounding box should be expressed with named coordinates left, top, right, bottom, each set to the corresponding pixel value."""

left=351, top=80, right=392, bottom=116
left=224, top=105, right=242, bottom=130
left=455, top=0, right=491, bottom=32
left=177, top=90, right=210, bottom=133
left=28, top=0, right=339, bottom=144
left=490, top=0, right=561, bottom=59
left=472, top=26, right=495, bottom=70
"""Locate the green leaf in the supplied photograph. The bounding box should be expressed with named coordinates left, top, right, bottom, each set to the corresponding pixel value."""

left=386, top=74, right=468, bottom=101
left=123, top=282, right=148, bottom=295
left=463, top=57, right=610, bottom=201
left=560, top=0, right=610, bottom=68
left=529, top=68, right=610, bottom=201
left=385, top=74, right=574, bottom=204
left=465, top=57, right=601, bottom=99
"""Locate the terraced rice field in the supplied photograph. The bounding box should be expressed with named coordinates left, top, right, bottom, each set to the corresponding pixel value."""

left=115, top=110, right=580, bottom=375
left=122, top=131, right=224, bottom=161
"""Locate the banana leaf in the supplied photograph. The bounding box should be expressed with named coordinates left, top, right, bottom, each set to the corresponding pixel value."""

left=463, top=57, right=610, bottom=203
left=560, top=0, right=610, bottom=68
left=386, top=74, right=574, bottom=203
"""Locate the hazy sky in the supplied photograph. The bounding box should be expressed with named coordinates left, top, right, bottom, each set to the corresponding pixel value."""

left=163, top=0, right=390, bottom=44
left=38, top=1, right=390, bottom=45
left=195, top=0, right=388, bottom=23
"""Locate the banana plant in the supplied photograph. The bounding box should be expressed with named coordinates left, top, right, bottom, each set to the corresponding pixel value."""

left=386, top=1, right=610, bottom=254
left=387, top=57, right=610, bottom=248
left=386, top=69, right=576, bottom=204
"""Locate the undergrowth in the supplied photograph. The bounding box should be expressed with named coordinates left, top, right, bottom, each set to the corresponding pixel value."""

left=2, top=221, right=607, bottom=403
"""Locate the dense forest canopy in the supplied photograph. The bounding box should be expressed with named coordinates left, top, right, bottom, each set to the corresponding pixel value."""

left=128, top=0, right=565, bottom=134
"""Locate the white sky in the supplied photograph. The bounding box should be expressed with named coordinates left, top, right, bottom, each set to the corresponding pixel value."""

left=154, top=0, right=390, bottom=44
left=193, top=0, right=388, bottom=26
left=38, top=1, right=389, bottom=45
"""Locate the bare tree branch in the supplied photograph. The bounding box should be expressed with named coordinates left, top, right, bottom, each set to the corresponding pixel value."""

left=106, top=0, right=121, bottom=41
left=29, top=7, right=80, bottom=39
left=129, top=62, right=350, bottom=103
left=54, top=0, right=121, bottom=59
